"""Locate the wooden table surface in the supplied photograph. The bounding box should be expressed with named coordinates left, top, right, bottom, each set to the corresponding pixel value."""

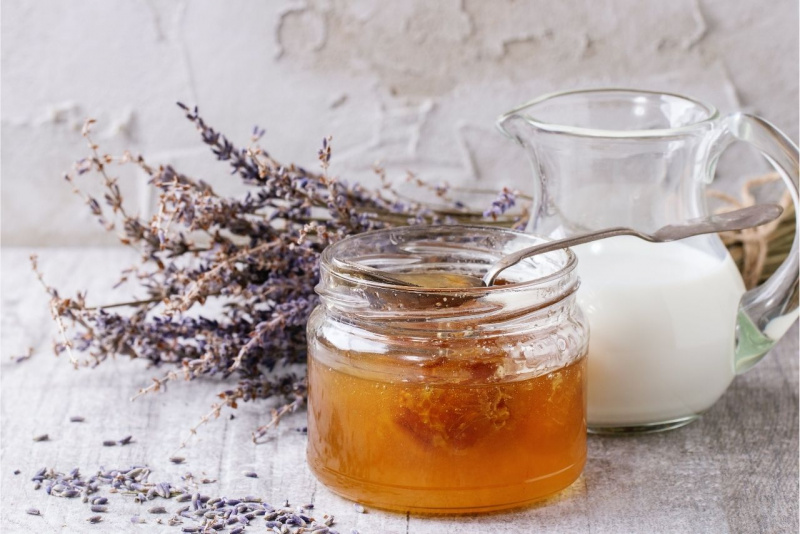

left=2, top=248, right=798, bottom=533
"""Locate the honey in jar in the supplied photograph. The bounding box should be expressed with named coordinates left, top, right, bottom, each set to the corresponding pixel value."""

left=307, top=226, right=589, bottom=513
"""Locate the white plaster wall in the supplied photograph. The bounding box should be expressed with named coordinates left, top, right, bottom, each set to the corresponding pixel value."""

left=2, top=0, right=798, bottom=246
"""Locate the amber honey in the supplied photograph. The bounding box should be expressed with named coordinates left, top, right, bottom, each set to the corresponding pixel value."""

left=308, top=225, right=589, bottom=513
left=307, top=343, right=587, bottom=513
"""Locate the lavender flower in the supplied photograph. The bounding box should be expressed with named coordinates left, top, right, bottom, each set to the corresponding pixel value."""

left=483, top=187, right=518, bottom=220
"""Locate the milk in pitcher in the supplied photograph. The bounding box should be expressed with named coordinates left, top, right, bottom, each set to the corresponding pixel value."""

left=575, top=236, right=746, bottom=427
left=499, top=89, right=799, bottom=431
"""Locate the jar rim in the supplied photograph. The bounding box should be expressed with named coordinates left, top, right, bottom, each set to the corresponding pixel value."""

left=319, top=225, right=578, bottom=296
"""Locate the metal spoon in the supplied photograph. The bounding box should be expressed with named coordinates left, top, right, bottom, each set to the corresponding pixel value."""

left=482, top=203, right=783, bottom=286
left=332, top=259, right=485, bottom=288
left=338, top=204, right=783, bottom=288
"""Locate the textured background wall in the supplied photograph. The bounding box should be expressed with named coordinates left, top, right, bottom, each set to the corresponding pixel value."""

left=2, top=0, right=798, bottom=245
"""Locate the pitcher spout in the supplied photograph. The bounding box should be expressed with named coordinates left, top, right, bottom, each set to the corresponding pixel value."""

left=496, top=110, right=532, bottom=146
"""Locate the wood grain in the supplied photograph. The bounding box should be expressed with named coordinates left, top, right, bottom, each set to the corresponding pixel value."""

left=1, top=248, right=797, bottom=533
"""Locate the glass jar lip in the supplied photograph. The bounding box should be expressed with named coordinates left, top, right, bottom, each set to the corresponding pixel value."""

left=498, top=88, right=720, bottom=139
left=319, top=225, right=578, bottom=295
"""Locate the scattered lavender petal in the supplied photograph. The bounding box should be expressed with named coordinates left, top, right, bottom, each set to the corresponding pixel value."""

left=69, top=416, right=85, bottom=423
left=26, top=508, right=41, bottom=516
left=155, top=482, right=169, bottom=498
left=14, top=347, right=33, bottom=363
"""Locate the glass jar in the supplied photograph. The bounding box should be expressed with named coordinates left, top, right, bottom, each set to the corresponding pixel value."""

left=306, top=225, right=589, bottom=513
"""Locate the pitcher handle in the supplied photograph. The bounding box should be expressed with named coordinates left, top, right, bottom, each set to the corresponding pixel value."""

left=721, top=113, right=799, bottom=372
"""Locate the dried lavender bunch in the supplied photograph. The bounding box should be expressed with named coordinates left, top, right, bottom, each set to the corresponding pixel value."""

left=33, top=104, right=526, bottom=445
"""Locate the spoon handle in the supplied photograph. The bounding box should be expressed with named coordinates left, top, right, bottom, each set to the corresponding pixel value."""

left=481, top=203, right=783, bottom=287
left=482, top=227, right=647, bottom=286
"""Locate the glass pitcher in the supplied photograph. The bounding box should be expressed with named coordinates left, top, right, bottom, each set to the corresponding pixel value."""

left=498, top=89, right=799, bottom=433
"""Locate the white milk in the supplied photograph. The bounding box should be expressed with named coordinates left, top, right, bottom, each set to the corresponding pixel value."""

left=574, top=237, right=745, bottom=427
